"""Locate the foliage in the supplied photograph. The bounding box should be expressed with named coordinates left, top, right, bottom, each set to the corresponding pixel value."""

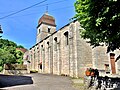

left=17, top=45, right=24, bottom=48
left=0, top=39, right=25, bottom=71
left=74, top=0, right=120, bottom=52
left=16, top=50, right=24, bottom=64
left=30, top=70, right=38, bottom=73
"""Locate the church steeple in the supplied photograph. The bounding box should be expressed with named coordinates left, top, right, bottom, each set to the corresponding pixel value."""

left=38, top=13, right=56, bottom=27
left=36, top=13, right=56, bottom=43
left=46, top=4, right=48, bottom=14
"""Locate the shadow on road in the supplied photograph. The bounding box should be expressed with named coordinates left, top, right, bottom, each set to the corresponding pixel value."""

left=0, top=74, right=33, bottom=88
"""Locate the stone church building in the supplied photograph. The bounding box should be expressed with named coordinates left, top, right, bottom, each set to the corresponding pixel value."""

left=24, top=13, right=120, bottom=77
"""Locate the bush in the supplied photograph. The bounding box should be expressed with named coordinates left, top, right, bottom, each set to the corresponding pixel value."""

left=0, top=66, right=3, bottom=71
left=30, top=70, right=38, bottom=73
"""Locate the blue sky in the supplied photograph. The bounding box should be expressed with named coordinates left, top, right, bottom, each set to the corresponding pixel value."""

left=0, top=0, right=76, bottom=49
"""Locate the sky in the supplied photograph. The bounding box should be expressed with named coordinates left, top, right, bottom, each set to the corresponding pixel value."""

left=0, top=0, right=76, bottom=49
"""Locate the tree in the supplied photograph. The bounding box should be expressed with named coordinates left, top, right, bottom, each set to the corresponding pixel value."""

left=16, top=50, right=24, bottom=64
left=0, top=48, right=16, bottom=71
left=0, top=39, right=25, bottom=71
left=74, top=0, right=120, bottom=52
left=17, top=45, right=24, bottom=48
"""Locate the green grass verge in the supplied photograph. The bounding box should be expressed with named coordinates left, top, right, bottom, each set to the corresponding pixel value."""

left=71, top=77, right=84, bottom=90
left=73, top=83, right=84, bottom=90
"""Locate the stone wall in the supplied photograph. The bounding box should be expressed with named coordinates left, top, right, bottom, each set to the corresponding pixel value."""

left=27, top=20, right=92, bottom=77
left=3, top=64, right=28, bottom=75
left=25, top=19, right=120, bottom=78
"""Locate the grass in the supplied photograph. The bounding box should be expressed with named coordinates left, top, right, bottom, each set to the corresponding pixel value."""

left=73, top=83, right=84, bottom=90
left=71, top=77, right=84, bottom=90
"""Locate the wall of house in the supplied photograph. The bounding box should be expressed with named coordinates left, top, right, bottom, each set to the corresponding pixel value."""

left=73, top=21, right=93, bottom=77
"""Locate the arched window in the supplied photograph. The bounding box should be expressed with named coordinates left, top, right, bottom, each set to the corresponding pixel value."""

left=54, top=37, right=57, bottom=51
left=38, top=29, right=40, bottom=34
left=47, top=42, right=49, bottom=46
left=48, top=28, right=50, bottom=33
left=64, top=31, right=69, bottom=45
left=41, top=45, right=44, bottom=51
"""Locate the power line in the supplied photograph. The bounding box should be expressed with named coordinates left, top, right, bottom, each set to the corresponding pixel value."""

left=0, top=0, right=67, bottom=14
left=2, top=5, right=74, bottom=32
left=0, top=0, right=69, bottom=20
left=36, top=0, right=69, bottom=7
left=0, top=0, right=47, bottom=20
left=3, top=5, right=74, bottom=19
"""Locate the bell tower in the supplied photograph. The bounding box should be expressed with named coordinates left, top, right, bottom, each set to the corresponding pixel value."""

left=36, top=13, right=56, bottom=43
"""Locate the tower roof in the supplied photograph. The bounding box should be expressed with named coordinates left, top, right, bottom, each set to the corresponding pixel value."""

left=38, top=13, right=56, bottom=27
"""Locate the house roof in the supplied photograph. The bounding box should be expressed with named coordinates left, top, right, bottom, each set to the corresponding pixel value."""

left=16, top=48, right=28, bottom=53
left=37, top=13, right=56, bottom=27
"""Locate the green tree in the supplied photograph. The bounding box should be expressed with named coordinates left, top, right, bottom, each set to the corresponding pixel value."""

left=17, top=45, right=24, bottom=48
left=74, top=0, right=120, bottom=52
left=16, top=50, right=24, bottom=64
left=0, top=39, right=25, bottom=71
left=0, top=48, right=16, bottom=71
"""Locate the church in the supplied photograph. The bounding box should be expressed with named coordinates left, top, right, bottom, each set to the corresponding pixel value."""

left=24, top=13, right=120, bottom=77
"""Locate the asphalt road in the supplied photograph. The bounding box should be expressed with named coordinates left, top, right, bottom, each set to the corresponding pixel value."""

left=0, top=73, right=78, bottom=90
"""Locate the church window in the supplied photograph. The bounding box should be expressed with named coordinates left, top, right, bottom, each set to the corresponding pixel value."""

left=47, top=42, right=49, bottom=46
left=38, top=29, right=40, bottom=34
left=48, top=28, right=50, bottom=33
left=54, top=37, right=57, bottom=51
left=37, top=47, right=39, bottom=49
left=64, top=31, right=69, bottom=45
left=41, top=45, right=43, bottom=51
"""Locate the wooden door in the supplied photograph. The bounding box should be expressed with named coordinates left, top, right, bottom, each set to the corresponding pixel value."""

left=110, top=53, right=116, bottom=74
